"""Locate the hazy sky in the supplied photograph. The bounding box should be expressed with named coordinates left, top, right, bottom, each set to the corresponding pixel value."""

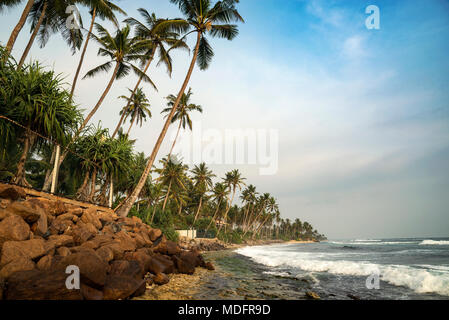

left=1, top=0, right=449, bottom=239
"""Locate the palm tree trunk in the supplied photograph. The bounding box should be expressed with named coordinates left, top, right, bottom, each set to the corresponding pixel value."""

left=76, top=170, right=90, bottom=200
left=193, top=196, right=203, bottom=224
left=111, top=47, right=156, bottom=138
left=150, top=203, right=158, bottom=225
left=6, top=0, right=35, bottom=54
left=219, top=190, right=235, bottom=234
left=127, top=112, right=136, bottom=136
left=205, top=199, right=221, bottom=233
left=162, top=180, right=172, bottom=211
left=88, top=167, right=97, bottom=202
left=70, top=7, right=96, bottom=98
left=117, top=31, right=202, bottom=217
left=42, top=61, right=120, bottom=192
left=168, top=120, right=182, bottom=160
left=13, top=130, right=34, bottom=187
left=43, top=146, right=56, bottom=186
left=17, top=0, right=47, bottom=69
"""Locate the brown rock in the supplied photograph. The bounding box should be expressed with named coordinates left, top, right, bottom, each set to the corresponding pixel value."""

left=56, top=249, right=108, bottom=289
left=96, top=211, right=114, bottom=225
left=67, top=207, right=83, bottom=217
left=148, top=228, right=162, bottom=242
left=81, top=284, right=104, bottom=300
left=0, top=239, right=55, bottom=265
left=71, top=223, right=95, bottom=245
left=96, top=246, right=114, bottom=263
left=0, top=215, right=30, bottom=243
left=0, top=257, right=35, bottom=279
left=36, top=254, right=53, bottom=270
left=153, top=273, right=169, bottom=285
left=154, top=240, right=181, bottom=256
left=48, top=217, right=74, bottom=235
left=81, top=208, right=102, bottom=230
left=123, top=251, right=151, bottom=274
left=109, top=260, right=143, bottom=280
left=57, top=213, right=76, bottom=221
left=113, top=231, right=137, bottom=252
left=103, top=275, right=146, bottom=300
left=0, top=185, right=26, bottom=201
left=305, top=291, right=320, bottom=300
left=204, top=261, right=215, bottom=271
left=5, top=269, right=83, bottom=300
left=48, top=235, right=74, bottom=247
left=172, top=255, right=195, bottom=275
left=30, top=210, right=48, bottom=237
left=4, top=201, right=42, bottom=223
left=56, top=246, right=71, bottom=257
left=149, top=254, right=175, bottom=275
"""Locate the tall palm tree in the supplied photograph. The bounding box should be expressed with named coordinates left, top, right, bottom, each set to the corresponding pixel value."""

left=191, top=162, right=215, bottom=224
left=161, top=87, right=202, bottom=158
left=117, top=0, right=244, bottom=217
left=205, top=182, right=229, bottom=233
left=219, top=169, right=245, bottom=233
left=155, top=158, right=189, bottom=211
left=70, top=0, right=125, bottom=98
left=5, top=0, right=35, bottom=54
left=42, top=23, right=150, bottom=191
left=118, top=87, right=151, bottom=136
left=111, top=9, right=189, bottom=138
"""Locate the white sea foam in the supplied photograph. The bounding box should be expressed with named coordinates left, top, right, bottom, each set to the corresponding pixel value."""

left=419, top=240, right=449, bottom=245
left=354, top=239, right=382, bottom=242
left=330, top=241, right=417, bottom=245
left=236, top=246, right=449, bottom=296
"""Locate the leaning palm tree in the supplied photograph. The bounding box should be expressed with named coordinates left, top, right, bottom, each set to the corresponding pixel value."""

left=117, top=0, right=244, bottom=217
left=155, top=158, right=189, bottom=212
left=191, top=162, right=215, bottom=224
left=17, top=0, right=84, bottom=69
left=5, top=0, right=35, bottom=54
left=70, top=0, right=126, bottom=98
left=219, top=169, right=246, bottom=233
left=42, top=23, right=150, bottom=191
left=111, top=9, right=189, bottom=138
left=161, top=87, right=202, bottom=158
left=118, top=87, right=152, bottom=136
left=205, top=182, right=229, bottom=233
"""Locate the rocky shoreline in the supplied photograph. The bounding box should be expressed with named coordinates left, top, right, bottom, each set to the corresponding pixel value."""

left=0, top=184, right=214, bottom=300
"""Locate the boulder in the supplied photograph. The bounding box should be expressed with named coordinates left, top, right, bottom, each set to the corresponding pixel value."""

left=179, top=251, right=202, bottom=269
left=81, top=284, right=104, bottom=300
left=4, top=201, right=41, bottom=224
left=0, top=215, right=30, bottom=243
left=103, top=275, right=146, bottom=300
left=67, top=207, right=83, bottom=217
left=113, top=231, right=137, bottom=252
left=153, top=273, right=169, bottom=285
left=30, top=210, right=48, bottom=237
left=48, top=217, right=74, bottom=235
left=172, top=255, right=195, bottom=275
left=148, top=254, right=175, bottom=275
left=0, top=257, right=35, bottom=279
left=148, top=228, right=162, bottom=242
left=56, top=249, right=108, bottom=289
left=56, top=213, right=76, bottom=221
left=204, top=261, right=215, bottom=271
left=109, top=260, right=143, bottom=280
left=123, top=250, right=151, bottom=273
left=71, top=223, right=96, bottom=245
left=0, top=185, right=26, bottom=201
left=96, top=246, right=114, bottom=263
left=36, top=254, right=53, bottom=270
left=154, top=240, right=181, bottom=256
left=27, top=198, right=67, bottom=216
left=56, top=246, right=71, bottom=257
left=80, top=208, right=102, bottom=230
left=48, top=235, right=74, bottom=247
left=5, top=269, right=83, bottom=300
left=0, top=239, right=55, bottom=265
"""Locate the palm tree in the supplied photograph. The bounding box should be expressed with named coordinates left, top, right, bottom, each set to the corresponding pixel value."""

left=118, top=0, right=244, bottom=217
left=161, top=87, right=202, bottom=158
left=17, top=0, right=85, bottom=69
left=155, top=158, right=189, bottom=212
left=42, top=23, right=149, bottom=191
left=117, top=87, right=151, bottom=136
left=219, top=169, right=245, bottom=233
left=111, top=9, right=189, bottom=138
left=5, top=0, right=35, bottom=54
left=191, top=162, right=215, bottom=224
left=241, top=184, right=257, bottom=231
left=70, top=0, right=125, bottom=98
left=205, top=182, right=229, bottom=233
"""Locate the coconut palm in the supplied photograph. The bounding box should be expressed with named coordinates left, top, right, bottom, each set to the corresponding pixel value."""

left=219, top=169, right=246, bottom=233
left=42, top=23, right=150, bottom=191
left=161, top=87, right=202, bottom=158
left=70, top=0, right=125, bottom=98
left=205, top=182, right=229, bottom=232
left=191, top=162, right=215, bottom=224
left=5, top=0, right=35, bottom=54
left=155, top=158, right=189, bottom=212
left=117, top=0, right=244, bottom=217
left=117, top=87, right=152, bottom=136
left=17, top=0, right=85, bottom=69
left=111, top=9, right=189, bottom=138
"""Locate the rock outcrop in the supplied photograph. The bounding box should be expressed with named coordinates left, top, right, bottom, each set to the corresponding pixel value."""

left=0, top=184, right=214, bottom=300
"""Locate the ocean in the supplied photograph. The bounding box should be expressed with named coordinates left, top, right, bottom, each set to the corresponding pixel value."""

left=230, top=238, right=449, bottom=300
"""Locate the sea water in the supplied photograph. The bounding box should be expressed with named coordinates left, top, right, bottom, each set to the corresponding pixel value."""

left=235, top=238, right=449, bottom=299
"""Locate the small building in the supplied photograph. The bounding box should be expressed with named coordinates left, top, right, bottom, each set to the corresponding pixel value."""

left=176, top=229, right=197, bottom=239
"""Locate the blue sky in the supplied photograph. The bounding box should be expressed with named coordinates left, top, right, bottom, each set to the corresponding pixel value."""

left=1, top=0, right=449, bottom=238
